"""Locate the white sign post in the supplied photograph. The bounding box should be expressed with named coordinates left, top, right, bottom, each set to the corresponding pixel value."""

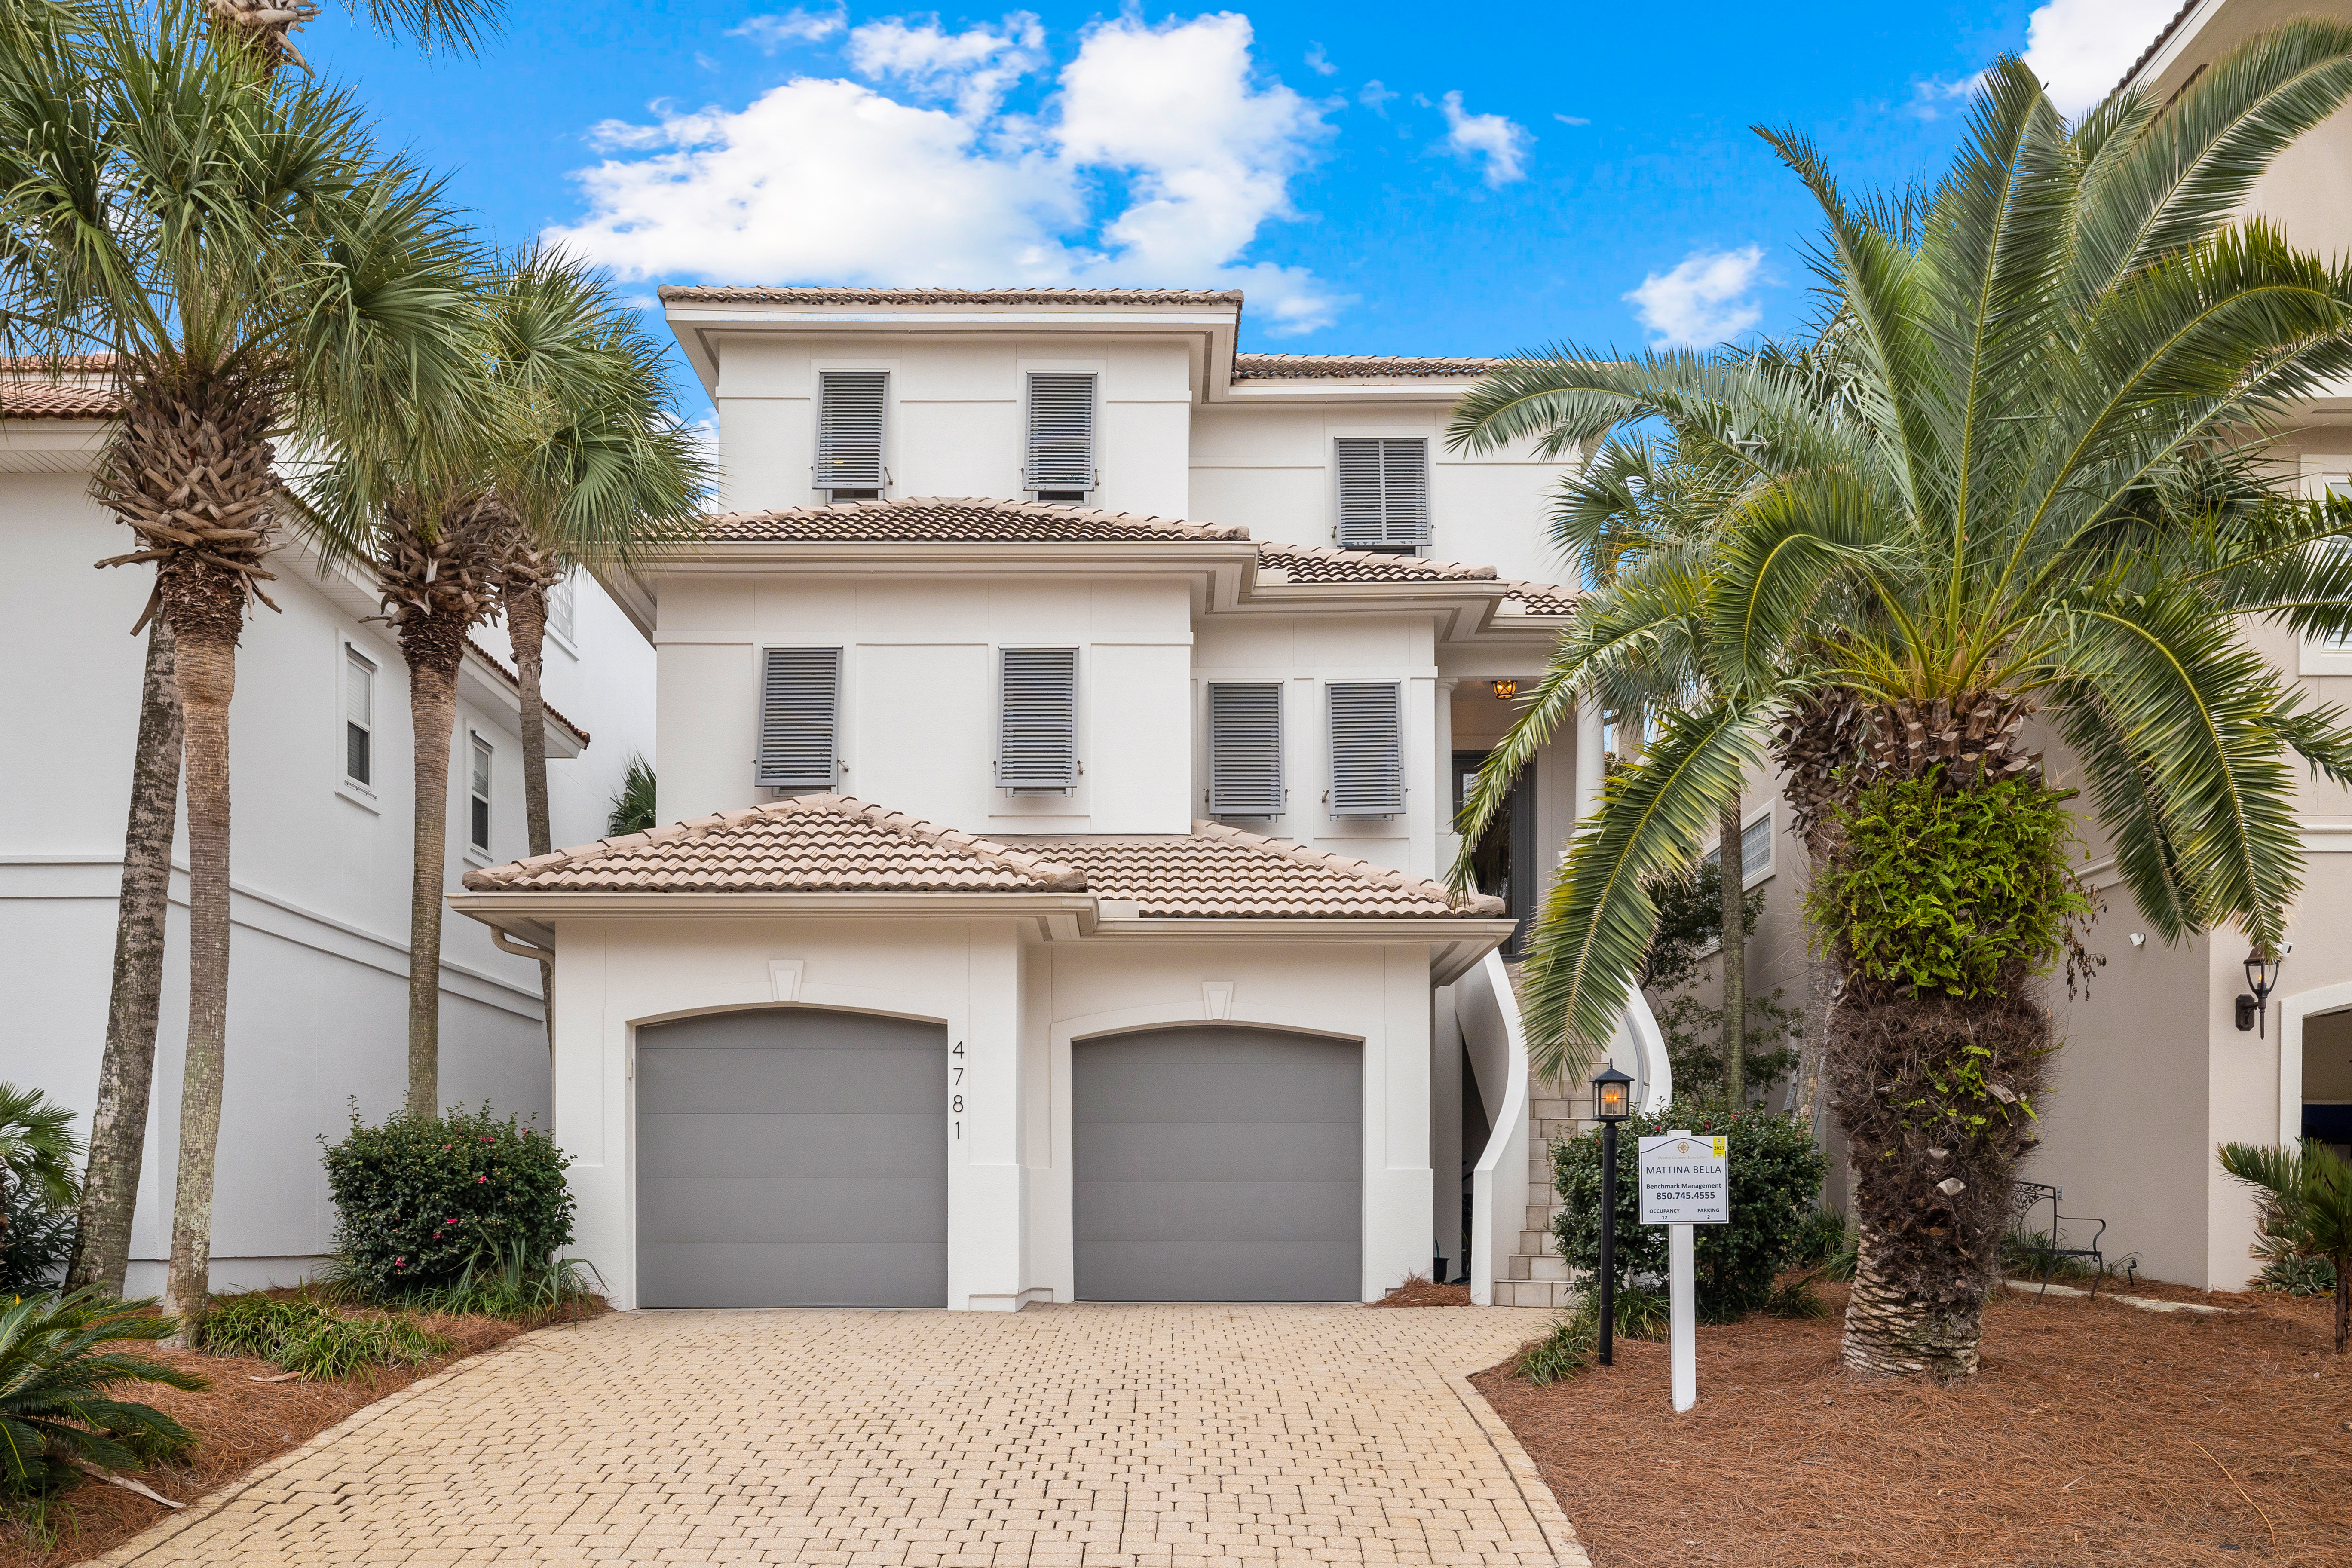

left=1638, top=1130, right=1729, bottom=1413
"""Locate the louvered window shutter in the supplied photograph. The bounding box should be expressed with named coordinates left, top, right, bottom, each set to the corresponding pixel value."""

left=1208, top=683, right=1284, bottom=817
left=816, top=371, right=888, bottom=494
left=1334, top=437, right=1431, bottom=552
left=1327, top=682, right=1405, bottom=817
left=997, top=647, right=1079, bottom=790
left=1025, top=373, right=1096, bottom=495
left=755, top=647, right=841, bottom=790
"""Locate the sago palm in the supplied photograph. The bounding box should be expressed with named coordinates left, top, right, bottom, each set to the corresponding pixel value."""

left=314, top=250, right=704, bottom=1113
left=1452, top=34, right=2352, bottom=1377
left=0, top=1289, right=204, bottom=1497
left=0, top=0, right=479, bottom=1334
left=2218, top=1139, right=2352, bottom=1353
left=0, top=1084, right=81, bottom=1268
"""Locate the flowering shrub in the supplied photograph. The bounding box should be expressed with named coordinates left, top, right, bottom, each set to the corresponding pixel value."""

left=321, top=1103, right=575, bottom=1298
left=1551, top=1101, right=1827, bottom=1322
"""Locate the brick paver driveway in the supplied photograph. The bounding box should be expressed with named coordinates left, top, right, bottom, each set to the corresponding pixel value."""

left=101, top=1303, right=1584, bottom=1567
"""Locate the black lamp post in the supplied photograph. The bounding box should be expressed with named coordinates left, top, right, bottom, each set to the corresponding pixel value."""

left=2236, top=948, right=2286, bottom=1036
left=1592, top=1065, right=1634, bottom=1367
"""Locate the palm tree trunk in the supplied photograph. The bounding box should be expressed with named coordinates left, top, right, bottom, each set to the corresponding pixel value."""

left=404, top=645, right=463, bottom=1118
left=1841, top=1212, right=1982, bottom=1376
left=162, top=622, right=238, bottom=1344
left=506, top=583, right=556, bottom=1044
left=68, top=619, right=184, bottom=1295
left=1719, top=789, right=1745, bottom=1106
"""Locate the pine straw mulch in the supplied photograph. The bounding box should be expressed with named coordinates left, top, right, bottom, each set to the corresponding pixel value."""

left=1372, top=1274, right=1475, bottom=1307
left=0, top=1298, right=606, bottom=1568
left=1473, top=1280, right=2351, bottom=1567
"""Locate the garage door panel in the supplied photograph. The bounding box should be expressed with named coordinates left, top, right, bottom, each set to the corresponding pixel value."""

left=637, top=1112, right=949, bottom=1179
left=639, top=1242, right=947, bottom=1310
left=640, top=1047, right=948, bottom=1116
left=1075, top=1026, right=1361, bottom=1302
left=1073, top=1119, right=1359, bottom=1183
left=1074, top=1241, right=1360, bottom=1304
left=1075, top=1062, right=1360, bottom=1126
left=636, top=1008, right=948, bottom=1308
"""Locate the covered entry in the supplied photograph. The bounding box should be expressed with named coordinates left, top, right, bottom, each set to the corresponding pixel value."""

left=1074, top=1027, right=1362, bottom=1302
left=636, top=1007, right=948, bottom=1308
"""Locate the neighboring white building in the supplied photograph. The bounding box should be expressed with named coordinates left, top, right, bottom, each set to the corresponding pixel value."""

left=0, top=362, right=658, bottom=1294
left=452, top=288, right=1654, bottom=1311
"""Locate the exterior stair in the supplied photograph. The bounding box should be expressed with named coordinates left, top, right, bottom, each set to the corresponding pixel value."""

left=1491, top=962, right=1590, bottom=1311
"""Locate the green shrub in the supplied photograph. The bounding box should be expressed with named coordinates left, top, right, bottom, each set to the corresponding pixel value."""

left=202, top=1291, right=447, bottom=1380
left=1805, top=773, right=2089, bottom=1001
left=0, top=1179, right=77, bottom=1295
left=1551, top=1101, right=1828, bottom=1322
left=0, top=1289, right=202, bottom=1510
left=2255, top=1253, right=2338, bottom=1297
left=1791, top=1204, right=1849, bottom=1268
left=406, top=1239, right=601, bottom=1324
left=1612, top=1283, right=1671, bottom=1341
left=1510, top=1303, right=1599, bottom=1385
left=1764, top=1273, right=1831, bottom=1318
left=322, top=1102, right=575, bottom=1299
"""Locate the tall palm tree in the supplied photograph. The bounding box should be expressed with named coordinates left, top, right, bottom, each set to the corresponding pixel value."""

left=318, top=251, right=704, bottom=1115
left=480, top=252, right=707, bottom=1040
left=11, top=0, right=503, bottom=1302
left=0, top=0, right=479, bottom=1335
left=1451, top=34, right=2352, bottom=1377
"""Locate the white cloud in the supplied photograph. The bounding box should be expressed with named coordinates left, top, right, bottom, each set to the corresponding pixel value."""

left=1439, top=91, right=1531, bottom=186
left=1905, top=74, right=1980, bottom=120
left=1553, top=112, right=1589, bottom=126
left=548, top=12, right=1345, bottom=332
left=728, top=6, right=844, bottom=51
left=2022, top=0, right=2183, bottom=116
left=1624, top=246, right=1766, bottom=347
left=846, top=13, right=1045, bottom=120
left=1358, top=79, right=1396, bottom=114
left=1304, top=42, right=1335, bottom=76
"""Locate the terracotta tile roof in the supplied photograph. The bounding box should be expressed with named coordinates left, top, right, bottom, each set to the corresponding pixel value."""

left=1231, top=353, right=1511, bottom=381
left=0, top=358, right=122, bottom=420
left=1027, top=824, right=1504, bottom=919
left=460, top=793, right=1504, bottom=918
left=462, top=794, right=1088, bottom=894
left=1256, top=543, right=1575, bottom=617
left=661, top=286, right=1243, bottom=307
left=464, top=634, right=591, bottom=747
left=2116, top=0, right=2202, bottom=94
left=704, top=495, right=1253, bottom=543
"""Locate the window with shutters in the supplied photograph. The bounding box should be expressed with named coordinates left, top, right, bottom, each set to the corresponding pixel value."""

left=343, top=646, right=376, bottom=789
left=1334, top=437, right=1431, bottom=553
left=754, top=647, right=842, bottom=792
left=816, top=370, right=888, bottom=498
left=1207, top=683, right=1284, bottom=817
left=1326, top=681, right=1405, bottom=818
left=1024, top=373, right=1096, bottom=500
left=1701, top=810, right=1775, bottom=886
left=997, top=646, right=1079, bottom=792
left=469, top=734, right=493, bottom=854
left=546, top=568, right=577, bottom=646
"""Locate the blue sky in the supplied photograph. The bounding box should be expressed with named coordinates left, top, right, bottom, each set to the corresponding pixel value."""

left=298, top=0, right=2184, bottom=396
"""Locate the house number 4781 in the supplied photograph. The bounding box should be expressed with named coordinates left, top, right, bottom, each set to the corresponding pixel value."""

left=952, top=1041, right=964, bottom=1139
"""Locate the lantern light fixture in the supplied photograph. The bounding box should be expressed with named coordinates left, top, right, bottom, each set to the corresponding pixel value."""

left=1491, top=680, right=1519, bottom=701
left=2237, top=947, right=2287, bottom=1036
left=1593, top=1064, right=1634, bottom=1123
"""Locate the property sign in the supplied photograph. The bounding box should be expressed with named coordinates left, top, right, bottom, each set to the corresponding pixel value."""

left=1638, top=1132, right=1730, bottom=1225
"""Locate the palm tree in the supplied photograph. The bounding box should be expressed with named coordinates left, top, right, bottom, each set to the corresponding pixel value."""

left=0, top=0, right=479, bottom=1335
left=0, top=1084, right=82, bottom=1265
left=318, top=250, right=704, bottom=1115
left=2219, top=1140, right=2352, bottom=1353
left=1450, top=34, right=2352, bottom=1376
left=33, top=0, right=502, bottom=1301
left=205, top=0, right=499, bottom=74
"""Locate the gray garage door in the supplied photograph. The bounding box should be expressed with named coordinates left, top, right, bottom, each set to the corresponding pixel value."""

left=1075, top=1028, right=1361, bottom=1302
left=637, top=1008, right=948, bottom=1308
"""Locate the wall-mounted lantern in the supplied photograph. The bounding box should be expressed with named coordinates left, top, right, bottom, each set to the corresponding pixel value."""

left=1491, top=680, right=1519, bottom=701
left=2236, top=948, right=2286, bottom=1036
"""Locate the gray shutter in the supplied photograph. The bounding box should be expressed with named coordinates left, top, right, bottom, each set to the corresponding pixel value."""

left=998, top=647, right=1078, bottom=790
left=816, top=371, right=888, bottom=493
left=756, top=647, right=841, bottom=790
left=1334, top=437, right=1431, bottom=551
left=1025, top=373, right=1096, bottom=494
left=1326, top=682, right=1404, bottom=817
left=1208, top=683, right=1284, bottom=817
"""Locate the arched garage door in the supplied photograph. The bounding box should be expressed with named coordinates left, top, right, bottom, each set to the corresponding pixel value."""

left=1074, top=1027, right=1362, bottom=1302
left=637, top=1008, right=948, bottom=1308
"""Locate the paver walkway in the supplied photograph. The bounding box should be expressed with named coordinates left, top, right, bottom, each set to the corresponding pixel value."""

left=100, top=1303, right=1585, bottom=1567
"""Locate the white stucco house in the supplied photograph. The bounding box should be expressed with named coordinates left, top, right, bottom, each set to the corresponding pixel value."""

left=451, top=287, right=1668, bottom=1312
left=0, top=360, right=658, bottom=1295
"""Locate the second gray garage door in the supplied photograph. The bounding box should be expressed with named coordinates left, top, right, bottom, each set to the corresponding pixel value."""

left=637, top=1007, right=947, bottom=1308
left=1074, top=1027, right=1361, bottom=1302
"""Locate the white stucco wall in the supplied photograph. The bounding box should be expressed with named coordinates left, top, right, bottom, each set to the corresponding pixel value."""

left=545, top=916, right=1438, bottom=1311
left=0, top=452, right=658, bottom=1289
